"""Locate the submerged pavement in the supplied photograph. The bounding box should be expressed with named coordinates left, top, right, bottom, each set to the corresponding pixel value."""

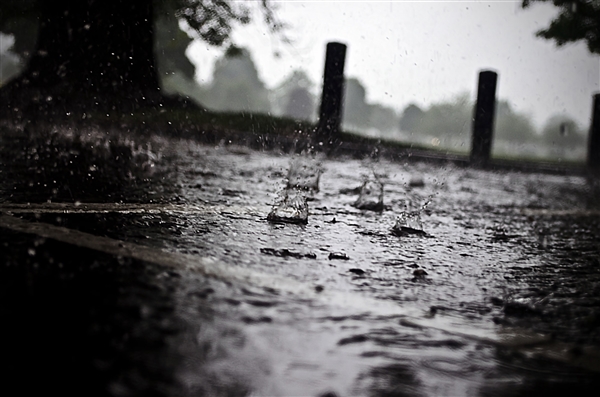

left=1, top=128, right=600, bottom=396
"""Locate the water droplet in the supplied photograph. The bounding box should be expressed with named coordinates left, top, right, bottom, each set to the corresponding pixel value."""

left=267, top=188, right=309, bottom=224
left=286, top=157, right=322, bottom=192
left=354, top=179, right=384, bottom=211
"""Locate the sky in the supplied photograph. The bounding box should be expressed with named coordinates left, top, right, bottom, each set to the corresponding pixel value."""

left=187, top=0, right=600, bottom=129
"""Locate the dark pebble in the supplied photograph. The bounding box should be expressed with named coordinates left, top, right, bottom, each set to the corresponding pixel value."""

left=318, top=392, right=339, bottom=397
left=260, top=247, right=316, bottom=259
left=348, top=268, right=365, bottom=275
left=329, top=252, right=350, bottom=260
left=242, top=316, right=273, bottom=324
left=399, top=319, right=424, bottom=329
left=245, top=299, right=277, bottom=308
left=337, top=334, right=368, bottom=346
left=224, top=298, right=241, bottom=306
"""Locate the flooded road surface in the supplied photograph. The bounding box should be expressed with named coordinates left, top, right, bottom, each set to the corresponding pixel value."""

left=2, top=137, right=600, bottom=396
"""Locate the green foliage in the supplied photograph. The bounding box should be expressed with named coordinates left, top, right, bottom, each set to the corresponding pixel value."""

left=523, top=0, right=600, bottom=54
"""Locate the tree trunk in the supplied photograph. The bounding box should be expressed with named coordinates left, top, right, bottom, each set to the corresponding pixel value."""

left=0, top=0, right=183, bottom=119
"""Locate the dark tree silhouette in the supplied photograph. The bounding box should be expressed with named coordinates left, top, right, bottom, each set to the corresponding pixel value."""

left=284, top=87, right=314, bottom=121
left=0, top=0, right=281, bottom=119
left=0, top=33, right=21, bottom=85
left=523, top=0, right=600, bottom=54
left=541, top=114, right=587, bottom=150
left=273, top=69, right=315, bottom=120
left=343, top=77, right=370, bottom=128
left=155, top=3, right=196, bottom=82
left=494, top=99, right=537, bottom=144
left=201, top=46, right=271, bottom=113
left=399, top=103, right=424, bottom=133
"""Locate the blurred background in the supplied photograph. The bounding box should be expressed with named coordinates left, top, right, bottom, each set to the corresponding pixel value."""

left=1, top=0, right=598, bottom=161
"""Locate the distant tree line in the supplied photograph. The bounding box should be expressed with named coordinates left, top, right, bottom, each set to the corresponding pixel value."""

left=399, top=93, right=588, bottom=160
left=1, top=8, right=588, bottom=161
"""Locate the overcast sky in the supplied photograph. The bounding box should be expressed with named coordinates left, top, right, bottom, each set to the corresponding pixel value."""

left=188, top=0, right=599, bottom=128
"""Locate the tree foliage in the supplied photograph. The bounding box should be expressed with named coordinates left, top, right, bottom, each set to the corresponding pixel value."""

left=494, top=100, right=537, bottom=144
left=399, top=104, right=424, bottom=133
left=523, top=0, right=600, bottom=53
left=343, top=78, right=370, bottom=128
left=284, top=87, right=315, bottom=121
left=155, top=3, right=196, bottom=82
left=1, top=1, right=284, bottom=47
left=201, top=46, right=271, bottom=113
left=541, top=114, right=587, bottom=149
left=271, top=70, right=316, bottom=121
left=0, top=33, right=21, bottom=86
left=367, top=103, right=398, bottom=133
left=0, top=0, right=283, bottom=115
left=417, top=93, right=472, bottom=141
left=399, top=94, right=540, bottom=151
left=170, top=0, right=285, bottom=47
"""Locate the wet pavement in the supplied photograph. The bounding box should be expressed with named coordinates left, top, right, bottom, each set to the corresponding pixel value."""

left=2, top=128, right=600, bottom=396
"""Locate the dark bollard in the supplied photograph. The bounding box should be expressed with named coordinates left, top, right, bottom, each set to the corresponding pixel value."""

left=316, top=42, right=347, bottom=144
left=587, top=93, right=600, bottom=169
left=470, top=70, right=498, bottom=166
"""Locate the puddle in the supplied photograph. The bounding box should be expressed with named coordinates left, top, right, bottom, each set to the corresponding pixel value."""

left=2, top=138, right=600, bottom=396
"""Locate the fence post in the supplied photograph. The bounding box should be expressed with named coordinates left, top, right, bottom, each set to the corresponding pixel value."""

left=316, top=42, right=347, bottom=144
left=588, top=93, right=600, bottom=169
left=470, top=70, right=498, bottom=166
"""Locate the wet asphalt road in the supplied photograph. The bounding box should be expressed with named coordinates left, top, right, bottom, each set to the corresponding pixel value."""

left=1, top=130, right=600, bottom=396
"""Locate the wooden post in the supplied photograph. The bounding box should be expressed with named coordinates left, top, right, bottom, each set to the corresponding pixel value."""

left=316, top=42, right=347, bottom=143
left=587, top=93, right=600, bottom=169
left=470, top=70, right=498, bottom=166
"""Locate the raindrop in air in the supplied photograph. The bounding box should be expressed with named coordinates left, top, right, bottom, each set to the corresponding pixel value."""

left=286, top=157, right=322, bottom=192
